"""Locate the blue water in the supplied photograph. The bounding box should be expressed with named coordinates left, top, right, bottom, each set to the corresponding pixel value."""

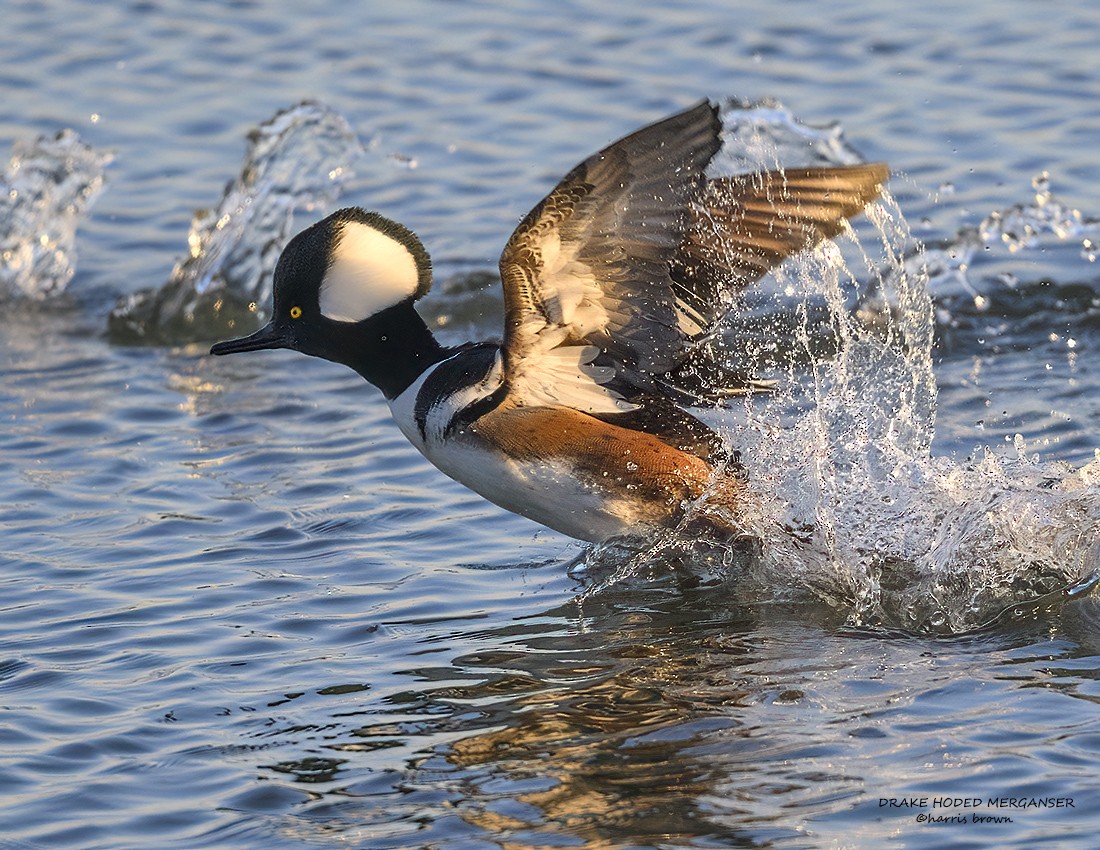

left=2, top=1, right=1099, bottom=847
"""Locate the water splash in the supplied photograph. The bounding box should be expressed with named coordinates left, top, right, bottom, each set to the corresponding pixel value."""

left=579, top=103, right=1099, bottom=634
left=767, top=204, right=1093, bottom=634
left=108, top=101, right=362, bottom=343
left=878, top=172, right=1100, bottom=317
left=0, top=130, right=111, bottom=299
left=711, top=97, right=868, bottom=173
left=980, top=172, right=1097, bottom=253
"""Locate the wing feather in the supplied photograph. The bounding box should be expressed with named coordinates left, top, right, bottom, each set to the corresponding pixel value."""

left=679, top=164, right=890, bottom=297
left=499, top=100, right=722, bottom=410
left=497, top=102, right=889, bottom=409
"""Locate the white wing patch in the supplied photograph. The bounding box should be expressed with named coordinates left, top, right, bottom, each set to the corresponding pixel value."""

left=514, top=343, right=637, bottom=413
left=532, top=231, right=609, bottom=338
left=319, top=220, right=420, bottom=322
left=505, top=228, right=635, bottom=413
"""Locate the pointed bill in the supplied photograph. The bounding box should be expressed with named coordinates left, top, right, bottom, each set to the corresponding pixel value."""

left=210, top=321, right=290, bottom=355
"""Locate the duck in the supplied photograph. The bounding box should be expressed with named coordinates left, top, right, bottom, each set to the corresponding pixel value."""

left=211, top=100, right=887, bottom=543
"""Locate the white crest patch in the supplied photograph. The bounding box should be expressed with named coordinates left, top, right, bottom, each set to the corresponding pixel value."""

left=319, top=221, right=421, bottom=322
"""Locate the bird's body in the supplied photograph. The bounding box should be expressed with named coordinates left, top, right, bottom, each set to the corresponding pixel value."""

left=212, top=100, right=887, bottom=543
left=388, top=345, right=721, bottom=541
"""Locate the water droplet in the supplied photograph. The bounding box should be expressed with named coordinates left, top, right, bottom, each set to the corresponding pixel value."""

left=388, top=152, right=418, bottom=169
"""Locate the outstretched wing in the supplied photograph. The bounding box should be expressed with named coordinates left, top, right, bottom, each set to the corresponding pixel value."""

left=674, top=164, right=892, bottom=324
left=497, top=100, right=888, bottom=413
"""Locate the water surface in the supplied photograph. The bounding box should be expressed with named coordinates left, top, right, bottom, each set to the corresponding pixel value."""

left=2, top=1, right=1099, bottom=848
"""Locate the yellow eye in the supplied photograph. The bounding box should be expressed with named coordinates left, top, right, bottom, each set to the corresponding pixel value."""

left=289, top=305, right=303, bottom=319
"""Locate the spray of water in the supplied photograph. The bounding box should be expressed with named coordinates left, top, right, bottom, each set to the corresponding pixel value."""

left=108, top=101, right=362, bottom=343
left=0, top=130, right=111, bottom=299
left=580, top=102, right=1100, bottom=634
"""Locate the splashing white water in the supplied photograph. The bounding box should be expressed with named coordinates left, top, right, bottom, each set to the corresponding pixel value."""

left=109, top=101, right=362, bottom=342
left=581, top=102, right=1099, bottom=634
left=0, top=130, right=111, bottom=299
left=710, top=97, right=868, bottom=172
left=735, top=199, right=1099, bottom=632
left=876, top=171, right=1100, bottom=316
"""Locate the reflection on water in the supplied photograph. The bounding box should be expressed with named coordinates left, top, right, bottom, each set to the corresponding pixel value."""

left=436, top=591, right=837, bottom=847
left=247, top=579, right=1100, bottom=848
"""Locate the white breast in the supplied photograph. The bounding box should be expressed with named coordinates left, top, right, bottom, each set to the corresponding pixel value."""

left=388, top=362, right=647, bottom=542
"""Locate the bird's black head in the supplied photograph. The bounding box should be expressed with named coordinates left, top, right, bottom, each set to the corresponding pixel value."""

left=211, top=207, right=441, bottom=398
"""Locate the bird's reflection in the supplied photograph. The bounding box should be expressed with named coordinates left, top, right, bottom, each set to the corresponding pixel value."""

left=315, top=570, right=851, bottom=847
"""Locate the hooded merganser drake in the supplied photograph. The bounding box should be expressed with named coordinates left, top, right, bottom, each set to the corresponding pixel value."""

left=211, top=101, right=887, bottom=542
